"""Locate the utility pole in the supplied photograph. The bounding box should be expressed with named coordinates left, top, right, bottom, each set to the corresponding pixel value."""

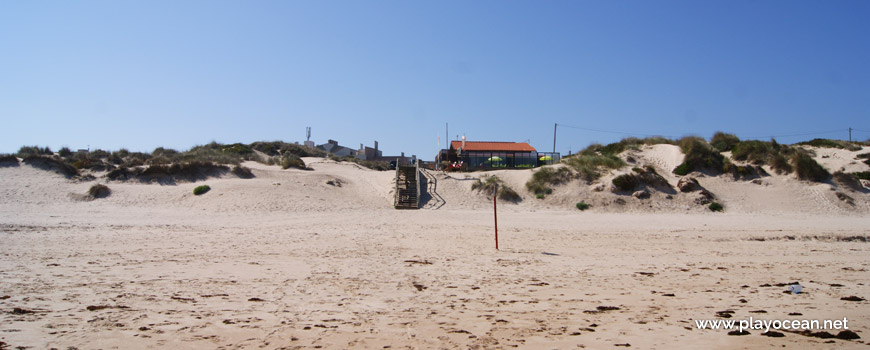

left=553, top=123, right=559, bottom=153
left=446, top=123, right=448, bottom=148
left=849, top=127, right=852, bottom=142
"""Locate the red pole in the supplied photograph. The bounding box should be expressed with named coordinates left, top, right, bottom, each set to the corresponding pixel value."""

left=493, top=184, right=499, bottom=250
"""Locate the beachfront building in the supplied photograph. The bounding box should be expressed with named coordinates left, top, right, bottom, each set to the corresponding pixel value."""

left=357, top=140, right=416, bottom=165
left=317, top=139, right=357, bottom=157
left=437, top=140, right=560, bottom=170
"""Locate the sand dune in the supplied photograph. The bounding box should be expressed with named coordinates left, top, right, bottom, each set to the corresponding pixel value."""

left=1, top=146, right=868, bottom=349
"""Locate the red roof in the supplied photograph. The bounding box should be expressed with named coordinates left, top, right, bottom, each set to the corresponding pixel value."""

left=450, top=141, right=537, bottom=152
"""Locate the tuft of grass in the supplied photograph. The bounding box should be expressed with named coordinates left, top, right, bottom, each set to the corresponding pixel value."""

left=88, top=184, right=111, bottom=199
left=576, top=201, right=590, bottom=211
left=251, top=141, right=327, bottom=158
left=22, top=155, right=79, bottom=178
left=791, top=151, right=829, bottom=182
left=562, top=154, right=625, bottom=182
left=472, top=175, right=521, bottom=202
left=152, top=147, right=180, bottom=159
left=72, top=158, right=108, bottom=171
left=183, top=143, right=243, bottom=165
left=633, top=165, right=673, bottom=189
left=525, top=166, right=574, bottom=196
left=797, top=138, right=862, bottom=151
left=329, top=155, right=389, bottom=171
left=833, top=171, right=863, bottom=191
left=231, top=165, right=255, bottom=178
left=281, top=155, right=308, bottom=170
left=710, top=132, right=740, bottom=152
left=732, top=140, right=776, bottom=164
left=0, top=154, right=19, bottom=167
left=729, top=139, right=800, bottom=174
left=769, top=153, right=793, bottom=174
left=708, top=202, right=724, bottom=212
left=612, top=173, right=640, bottom=192
left=107, top=167, right=137, bottom=181
left=851, top=171, right=870, bottom=180
left=673, top=137, right=724, bottom=175
left=137, top=161, right=230, bottom=183
left=580, top=137, right=675, bottom=157
left=193, top=185, right=211, bottom=195
left=221, top=143, right=254, bottom=158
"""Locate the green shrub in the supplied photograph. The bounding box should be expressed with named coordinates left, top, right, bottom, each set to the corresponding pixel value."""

left=90, top=149, right=109, bottom=159
left=797, top=138, right=862, bottom=151
left=58, top=147, right=73, bottom=158
left=708, top=202, right=723, bottom=212
left=536, top=194, right=545, bottom=199
left=673, top=137, right=724, bottom=175
left=88, top=184, right=111, bottom=199
left=612, top=173, right=640, bottom=192
left=17, top=145, right=52, bottom=157
left=673, top=163, right=691, bottom=176
left=710, top=132, right=740, bottom=152
left=562, top=154, right=625, bottom=182
left=850, top=171, right=870, bottom=180
left=576, top=201, right=590, bottom=210
left=791, top=151, right=829, bottom=182
left=193, top=185, right=211, bottom=195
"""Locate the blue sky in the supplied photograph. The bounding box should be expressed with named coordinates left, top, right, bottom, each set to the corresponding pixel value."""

left=2, top=1, right=868, bottom=158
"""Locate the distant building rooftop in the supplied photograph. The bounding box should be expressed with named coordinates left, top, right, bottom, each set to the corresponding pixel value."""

left=450, top=141, right=537, bottom=152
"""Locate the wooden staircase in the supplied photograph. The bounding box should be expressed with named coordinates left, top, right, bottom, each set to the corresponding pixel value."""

left=394, top=161, right=420, bottom=209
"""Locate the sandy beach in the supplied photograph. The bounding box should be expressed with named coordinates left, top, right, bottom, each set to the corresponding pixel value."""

left=1, top=149, right=869, bottom=349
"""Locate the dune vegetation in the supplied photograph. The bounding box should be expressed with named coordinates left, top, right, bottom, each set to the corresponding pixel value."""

left=9, top=140, right=397, bottom=183
left=473, top=175, right=521, bottom=202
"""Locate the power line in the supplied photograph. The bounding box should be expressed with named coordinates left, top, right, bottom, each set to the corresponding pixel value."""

left=557, top=123, right=857, bottom=140
left=556, top=123, right=680, bottom=139
left=739, top=129, right=846, bottom=139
